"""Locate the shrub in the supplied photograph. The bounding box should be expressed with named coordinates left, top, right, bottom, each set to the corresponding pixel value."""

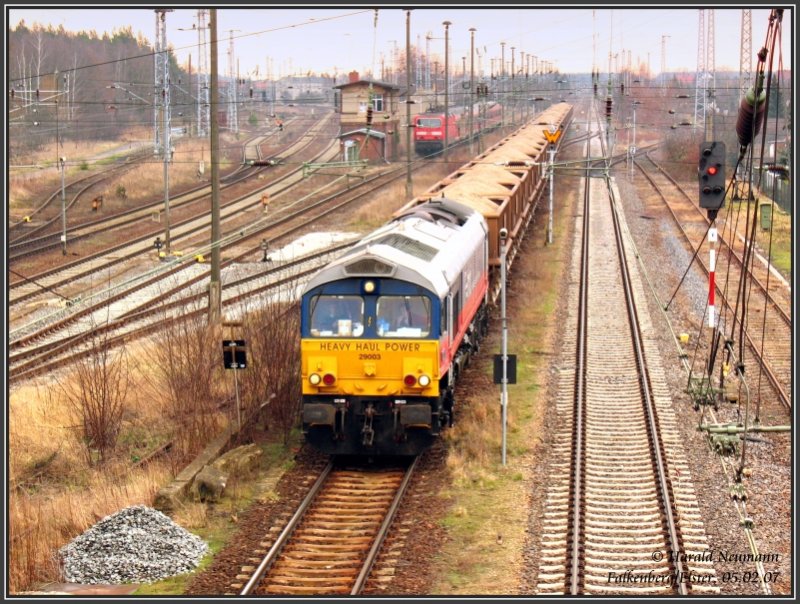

left=51, top=330, right=131, bottom=465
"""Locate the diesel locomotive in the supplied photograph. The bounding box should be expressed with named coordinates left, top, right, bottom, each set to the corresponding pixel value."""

left=300, top=102, right=574, bottom=456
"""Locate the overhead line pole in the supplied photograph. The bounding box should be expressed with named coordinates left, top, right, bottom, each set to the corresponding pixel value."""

left=405, top=9, right=413, bottom=199
left=155, top=9, right=174, bottom=256
left=209, top=8, right=222, bottom=324
left=443, top=21, right=451, bottom=164
left=469, top=28, right=476, bottom=157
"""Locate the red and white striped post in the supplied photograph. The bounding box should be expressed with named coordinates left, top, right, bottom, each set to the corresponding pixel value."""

left=708, top=227, right=717, bottom=327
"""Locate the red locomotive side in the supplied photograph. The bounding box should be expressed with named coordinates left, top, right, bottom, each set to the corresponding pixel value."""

left=413, top=109, right=463, bottom=156
left=414, top=102, right=504, bottom=156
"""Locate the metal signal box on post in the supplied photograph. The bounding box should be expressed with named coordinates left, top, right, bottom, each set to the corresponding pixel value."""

left=698, top=141, right=726, bottom=217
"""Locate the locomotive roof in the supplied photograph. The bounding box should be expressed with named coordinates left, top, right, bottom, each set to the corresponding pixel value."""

left=303, top=198, right=486, bottom=297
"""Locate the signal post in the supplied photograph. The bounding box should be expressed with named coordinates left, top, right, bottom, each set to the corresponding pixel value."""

left=698, top=141, right=726, bottom=328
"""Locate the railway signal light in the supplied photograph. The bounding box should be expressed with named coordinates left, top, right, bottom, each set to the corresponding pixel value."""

left=366, top=106, right=373, bottom=126
left=698, top=141, right=726, bottom=217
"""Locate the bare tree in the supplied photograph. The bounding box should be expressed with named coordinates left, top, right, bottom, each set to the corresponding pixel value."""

left=52, top=329, right=131, bottom=465
left=34, top=28, right=48, bottom=91
left=143, top=301, right=225, bottom=455
left=239, top=290, right=302, bottom=446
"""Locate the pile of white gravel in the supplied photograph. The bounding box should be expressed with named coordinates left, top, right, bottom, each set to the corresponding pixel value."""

left=59, top=505, right=208, bottom=585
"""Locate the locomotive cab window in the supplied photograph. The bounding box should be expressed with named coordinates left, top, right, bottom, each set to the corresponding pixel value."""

left=310, top=295, right=364, bottom=337
left=376, top=295, right=431, bottom=338
left=417, top=118, right=442, bottom=128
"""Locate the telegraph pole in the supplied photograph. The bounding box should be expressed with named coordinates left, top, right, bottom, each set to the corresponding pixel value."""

left=60, top=156, right=67, bottom=255
left=227, top=30, right=240, bottom=134
left=469, top=28, right=476, bottom=157
left=510, top=46, right=515, bottom=124
left=209, top=9, right=222, bottom=323
left=405, top=9, right=413, bottom=199
left=500, top=42, right=506, bottom=126
left=500, top=227, right=508, bottom=466
left=443, top=20, right=451, bottom=163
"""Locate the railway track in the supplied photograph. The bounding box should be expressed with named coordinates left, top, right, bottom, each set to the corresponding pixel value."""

left=8, top=116, right=338, bottom=316
left=536, top=112, right=718, bottom=596
left=9, top=151, right=149, bottom=238
left=8, top=107, right=589, bottom=387
left=7, top=241, right=354, bottom=384
left=634, top=153, right=791, bottom=410
left=8, top=117, right=307, bottom=261
left=239, top=458, right=417, bottom=596
left=11, top=113, right=539, bottom=380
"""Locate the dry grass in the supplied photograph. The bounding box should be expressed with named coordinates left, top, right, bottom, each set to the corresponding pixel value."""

left=349, top=179, right=411, bottom=231
left=8, top=129, right=240, bottom=218
left=430, top=182, right=570, bottom=594
left=9, top=461, right=173, bottom=593
left=8, top=338, right=186, bottom=593
left=110, top=136, right=226, bottom=207
left=742, top=198, right=792, bottom=278
left=9, top=127, right=148, bottom=211
left=171, top=502, right=210, bottom=531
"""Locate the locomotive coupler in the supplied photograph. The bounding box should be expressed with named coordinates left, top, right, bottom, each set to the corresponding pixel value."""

left=334, top=398, right=347, bottom=441
left=392, top=404, right=408, bottom=443
left=361, top=404, right=376, bottom=447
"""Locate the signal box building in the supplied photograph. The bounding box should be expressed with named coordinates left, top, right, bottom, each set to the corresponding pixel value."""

left=334, top=72, right=400, bottom=162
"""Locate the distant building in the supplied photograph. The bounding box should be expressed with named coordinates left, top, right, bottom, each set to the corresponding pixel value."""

left=334, top=72, right=400, bottom=162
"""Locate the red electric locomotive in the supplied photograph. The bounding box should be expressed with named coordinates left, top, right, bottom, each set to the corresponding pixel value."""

left=414, top=102, right=504, bottom=157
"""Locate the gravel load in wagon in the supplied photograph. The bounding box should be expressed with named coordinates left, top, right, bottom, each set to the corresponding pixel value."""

left=59, top=505, right=208, bottom=584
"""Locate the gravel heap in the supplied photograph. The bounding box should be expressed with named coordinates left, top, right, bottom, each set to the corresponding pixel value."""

left=59, top=505, right=208, bottom=585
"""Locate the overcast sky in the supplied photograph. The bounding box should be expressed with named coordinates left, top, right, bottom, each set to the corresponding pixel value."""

left=7, top=5, right=792, bottom=79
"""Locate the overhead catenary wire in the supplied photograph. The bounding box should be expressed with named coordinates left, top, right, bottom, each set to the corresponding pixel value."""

left=8, top=10, right=374, bottom=84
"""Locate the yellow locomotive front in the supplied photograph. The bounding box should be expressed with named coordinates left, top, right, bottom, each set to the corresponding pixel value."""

left=301, top=285, right=446, bottom=455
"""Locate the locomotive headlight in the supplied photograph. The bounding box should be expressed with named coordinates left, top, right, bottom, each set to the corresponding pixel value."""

left=363, top=280, right=376, bottom=294
left=309, top=373, right=321, bottom=386
left=418, top=374, right=431, bottom=388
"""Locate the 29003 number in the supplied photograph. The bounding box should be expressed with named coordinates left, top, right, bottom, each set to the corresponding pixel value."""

left=359, top=353, right=382, bottom=360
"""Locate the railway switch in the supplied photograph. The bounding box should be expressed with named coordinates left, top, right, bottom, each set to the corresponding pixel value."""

left=730, top=483, right=748, bottom=502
